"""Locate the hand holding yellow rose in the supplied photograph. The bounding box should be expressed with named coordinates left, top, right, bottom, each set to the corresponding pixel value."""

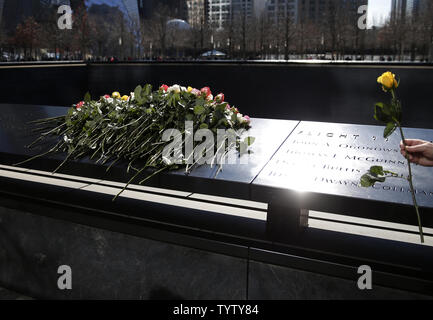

left=362, top=71, right=425, bottom=243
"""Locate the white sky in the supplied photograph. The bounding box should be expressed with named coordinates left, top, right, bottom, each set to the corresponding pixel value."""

left=368, top=0, right=392, bottom=27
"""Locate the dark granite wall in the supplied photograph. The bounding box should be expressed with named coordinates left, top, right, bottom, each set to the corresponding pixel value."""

left=0, top=204, right=430, bottom=300
left=86, top=63, right=433, bottom=128
left=0, top=205, right=247, bottom=300
left=0, top=64, right=88, bottom=107
left=248, top=261, right=430, bottom=300
left=1, top=63, right=432, bottom=128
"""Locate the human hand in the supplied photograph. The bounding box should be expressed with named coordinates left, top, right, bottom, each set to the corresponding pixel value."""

left=400, top=139, right=433, bottom=167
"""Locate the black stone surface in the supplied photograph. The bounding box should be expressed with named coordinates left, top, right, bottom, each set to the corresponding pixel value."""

left=86, top=63, right=433, bottom=129
left=0, top=104, right=66, bottom=157
left=0, top=287, right=32, bottom=300
left=0, top=64, right=87, bottom=107
left=0, top=205, right=247, bottom=300
left=160, top=118, right=299, bottom=198
left=2, top=201, right=432, bottom=299
left=252, top=121, right=433, bottom=226
left=0, top=104, right=299, bottom=200
left=2, top=63, right=433, bottom=128
left=248, top=260, right=431, bottom=300
left=0, top=104, right=114, bottom=181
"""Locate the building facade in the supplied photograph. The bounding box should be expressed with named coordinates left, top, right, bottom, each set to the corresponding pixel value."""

left=136, top=0, right=187, bottom=20
left=1, top=0, right=46, bottom=32
left=390, top=0, right=427, bottom=21
left=0, top=0, right=4, bottom=27
left=297, top=0, right=366, bottom=24
left=195, top=0, right=366, bottom=29
left=122, top=0, right=141, bottom=23
left=266, top=0, right=298, bottom=24
left=186, top=0, right=207, bottom=28
left=206, top=0, right=269, bottom=28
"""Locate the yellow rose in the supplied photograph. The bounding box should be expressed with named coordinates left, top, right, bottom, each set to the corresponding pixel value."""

left=377, top=72, right=399, bottom=91
left=187, top=86, right=193, bottom=93
left=121, top=95, right=129, bottom=101
left=112, top=91, right=121, bottom=99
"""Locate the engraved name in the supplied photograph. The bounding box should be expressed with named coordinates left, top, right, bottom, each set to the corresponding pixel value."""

left=344, top=155, right=406, bottom=166
left=314, top=176, right=433, bottom=197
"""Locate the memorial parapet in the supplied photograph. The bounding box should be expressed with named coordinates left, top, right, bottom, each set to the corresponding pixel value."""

left=2, top=104, right=433, bottom=231
left=160, top=117, right=299, bottom=199
left=252, top=121, right=433, bottom=228
left=0, top=103, right=299, bottom=200
left=2, top=104, right=433, bottom=296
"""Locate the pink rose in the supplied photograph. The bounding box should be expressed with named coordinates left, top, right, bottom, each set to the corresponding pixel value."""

left=200, top=87, right=212, bottom=98
left=215, top=93, right=224, bottom=102
left=76, top=101, right=84, bottom=109
left=191, top=88, right=201, bottom=96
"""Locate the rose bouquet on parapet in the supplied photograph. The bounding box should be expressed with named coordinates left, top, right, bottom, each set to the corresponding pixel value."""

left=360, top=71, right=424, bottom=243
left=16, top=84, right=255, bottom=200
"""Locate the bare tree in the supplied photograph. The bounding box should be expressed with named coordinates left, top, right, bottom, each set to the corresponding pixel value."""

left=73, top=4, right=91, bottom=59
left=13, top=17, right=42, bottom=59
left=256, top=13, right=271, bottom=59
left=282, top=12, right=295, bottom=60
left=127, top=17, right=143, bottom=59
left=0, top=22, right=7, bottom=60
left=144, top=4, right=171, bottom=59
left=419, top=1, right=433, bottom=61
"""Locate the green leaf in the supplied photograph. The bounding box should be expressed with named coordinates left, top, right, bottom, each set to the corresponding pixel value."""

left=374, top=102, right=392, bottom=123
left=360, top=173, right=386, bottom=187
left=84, top=92, right=91, bottom=103
left=360, top=174, right=376, bottom=187
left=143, top=84, right=152, bottom=96
left=134, top=85, right=143, bottom=104
left=214, top=103, right=226, bottom=114
left=216, top=118, right=228, bottom=127
left=370, top=166, right=384, bottom=176
left=244, top=136, right=255, bottom=146
left=360, top=166, right=387, bottom=188
left=199, top=123, right=208, bottom=129
left=238, top=141, right=248, bottom=155
left=384, top=122, right=397, bottom=139
left=195, top=97, right=205, bottom=107
left=194, top=105, right=205, bottom=115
